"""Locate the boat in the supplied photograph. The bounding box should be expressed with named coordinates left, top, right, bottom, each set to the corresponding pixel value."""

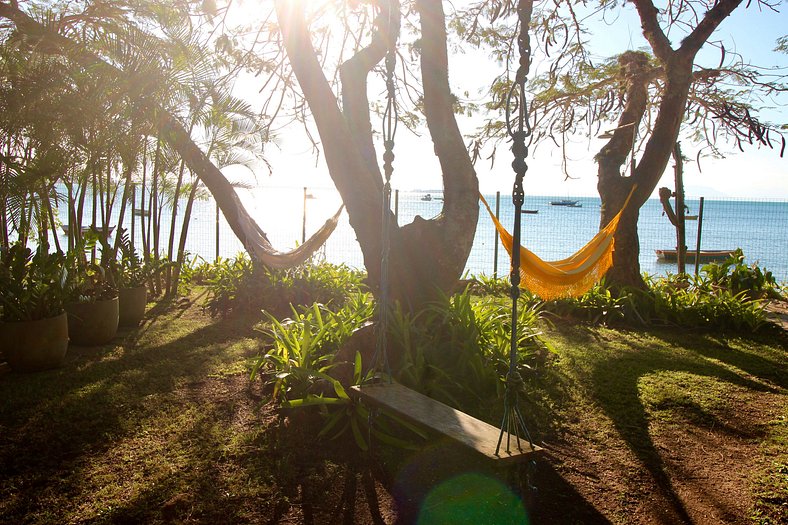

left=685, top=215, right=698, bottom=220
left=60, top=225, right=116, bottom=237
left=421, top=194, right=433, bottom=201
left=550, top=199, right=581, bottom=207
left=655, top=249, right=735, bottom=263
left=133, top=209, right=150, bottom=218
left=521, top=209, right=539, bottom=214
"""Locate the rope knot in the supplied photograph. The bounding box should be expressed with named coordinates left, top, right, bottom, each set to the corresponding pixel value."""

left=506, top=370, right=524, bottom=390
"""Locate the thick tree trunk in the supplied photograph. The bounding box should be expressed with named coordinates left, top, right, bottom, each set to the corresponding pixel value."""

left=276, top=0, right=478, bottom=310
left=597, top=0, right=742, bottom=290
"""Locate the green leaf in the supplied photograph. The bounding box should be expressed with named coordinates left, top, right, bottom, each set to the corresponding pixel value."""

left=350, top=416, right=368, bottom=451
left=353, top=351, right=363, bottom=384
left=283, top=395, right=346, bottom=408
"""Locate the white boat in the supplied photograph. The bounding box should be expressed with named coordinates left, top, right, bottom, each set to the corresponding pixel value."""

left=550, top=199, right=581, bottom=207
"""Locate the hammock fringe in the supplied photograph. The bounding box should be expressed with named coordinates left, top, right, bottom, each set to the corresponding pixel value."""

left=480, top=189, right=634, bottom=300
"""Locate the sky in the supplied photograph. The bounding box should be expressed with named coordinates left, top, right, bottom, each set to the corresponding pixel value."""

left=230, top=0, right=788, bottom=199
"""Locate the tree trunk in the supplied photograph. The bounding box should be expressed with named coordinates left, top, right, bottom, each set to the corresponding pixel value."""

left=276, top=0, right=478, bottom=310
left=595, top=48, right=696, bottom=290
left=597, top=0, right=741, bottom=290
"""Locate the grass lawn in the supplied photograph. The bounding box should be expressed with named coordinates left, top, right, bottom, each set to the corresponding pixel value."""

left=0, top=289, right=785, bottom=524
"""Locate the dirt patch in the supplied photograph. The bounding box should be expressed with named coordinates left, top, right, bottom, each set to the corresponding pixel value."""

left=1, top=295, right=785, bottom=524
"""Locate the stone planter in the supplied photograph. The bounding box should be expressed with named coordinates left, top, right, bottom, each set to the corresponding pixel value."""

left=118, top=285, right=147, bottom=327
left=66, top=296, right=119, bottom=346
left=0, top=312, right=69, bottom=372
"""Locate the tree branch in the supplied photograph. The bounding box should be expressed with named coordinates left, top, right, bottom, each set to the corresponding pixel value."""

left=631, top=0, right=674, bottom=63
left=338, top=1, right=400, bottom=181
left=679, top=0, right=744, bottom=58
left=415, top=0, right=478, bottom=210
left=274, top=0, right=382, bottom=266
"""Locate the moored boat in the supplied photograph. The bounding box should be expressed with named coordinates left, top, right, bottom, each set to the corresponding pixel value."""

left=655, top=249, right=735, bottom=263
left=550, top=199, right=581, bottom=207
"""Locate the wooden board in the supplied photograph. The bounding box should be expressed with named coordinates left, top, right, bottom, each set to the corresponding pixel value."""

left=351, top=382, right=541, bottom=465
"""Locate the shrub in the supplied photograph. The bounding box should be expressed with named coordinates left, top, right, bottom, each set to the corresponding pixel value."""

left=203, top=253, right=366, bottom=316
left=701, top=249, right=781, bottom=299
left=0, top=243, right=67, bottom=321
left=541, top=272, right=769, bottom=331
left=386, top=289, right=545, bottom=418
left=252, top=294, right=375, bottom=401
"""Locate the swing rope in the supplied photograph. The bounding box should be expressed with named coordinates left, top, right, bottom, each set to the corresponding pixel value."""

left=496, top=0, right=537, bottom=457
left=371, top=2, right=398, bottom=383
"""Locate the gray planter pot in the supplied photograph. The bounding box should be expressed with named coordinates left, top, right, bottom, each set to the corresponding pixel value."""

left=66, top=297, right=119, bottom=346
left=118, top=285, right=147, bottom=327
left=0, top=312, right=69, bottom=372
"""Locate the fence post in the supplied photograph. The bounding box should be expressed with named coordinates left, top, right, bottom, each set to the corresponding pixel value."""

left=215, top=200, right=220, bottom=261
left=302, top=187, right=307, bottom=244
left=493, top=191, right=500, bottom=278
left=130, top=184, right=136, bottom=248
left=694, top=197, right=705, bottom=275
left=673, top=142, right=686, bottom=274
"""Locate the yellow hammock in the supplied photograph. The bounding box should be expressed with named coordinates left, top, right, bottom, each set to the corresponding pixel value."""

left=479, top=188, right=635, bottom=300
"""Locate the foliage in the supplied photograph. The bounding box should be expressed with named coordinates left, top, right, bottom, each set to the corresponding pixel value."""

left=543, top=269, right=770, bottom=332
left=203, top=254, right=367, bottom=317
left=386, top=289, right=545, bottom=418
left=63, top=232, right=117, bottom=303
left=472, top=274, right=513, bottom=297
left=251, top=293, right=428, bottom=451
left=111, top=228, right=149, bottom=289
left=0, top=242, right=67, bottom=322
left=701, top=249, right=781, bottom=299
left=252, top=295, right=374, bottom=400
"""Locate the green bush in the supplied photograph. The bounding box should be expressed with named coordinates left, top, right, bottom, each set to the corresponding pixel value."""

left=0, top=243, right=67, bottom=321
left=387, top=289, right=545, bottom=418
left=202, top=254, right=366, bottom=316
left=252, top=294, right=375, bottom=401
left=541, top=271, right=769, bottom=331
left=701, top=249, right=781, bottom=299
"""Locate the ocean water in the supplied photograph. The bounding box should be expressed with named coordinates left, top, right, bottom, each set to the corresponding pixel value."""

left=47, top=187, right=788, bottom=284
left=401, top=193, right=788, bottom=283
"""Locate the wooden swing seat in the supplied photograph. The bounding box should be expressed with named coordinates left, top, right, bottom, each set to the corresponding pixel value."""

left=351, top=382, right=542, bottom=465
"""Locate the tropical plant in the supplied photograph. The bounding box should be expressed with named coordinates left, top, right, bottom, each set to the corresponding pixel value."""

left=701, top=249, right=781, bottom=299
left=63, top=232, right=117, bottom=303
left=111, top=228, right=149, bottom=289
left=387, top=289, right=545, bottom=418
left=252, top=295, right=426, bottom=451
left=204, top=254, right=367, bottom=317
left=544, top=273, right=769, bottom=331
left=252, top=296, right=375, bottom=400
left=0, top=243, right=67, bottom=322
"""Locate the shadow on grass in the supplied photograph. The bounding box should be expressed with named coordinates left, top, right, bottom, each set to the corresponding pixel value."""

left=550, top=325, right=787, bottom=523
left=0, top=295, right=264, bottom=522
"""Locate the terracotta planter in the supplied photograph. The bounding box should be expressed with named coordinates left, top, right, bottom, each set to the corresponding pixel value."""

left=0, top=312, right=69, bottom=372
left=66, top=297, right=119, bottom=346
left=118, top=285, right=147, bottom=327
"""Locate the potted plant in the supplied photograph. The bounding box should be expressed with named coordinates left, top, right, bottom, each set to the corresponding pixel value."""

left=64, top=233, right=119, bottom=346
left=0, top=243, right=69, bottom=371
left=112, top=229, right=149, bottom=327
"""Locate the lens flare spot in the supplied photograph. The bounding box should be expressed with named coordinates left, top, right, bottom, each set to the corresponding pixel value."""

left=417, top=473, right=528, bottom=524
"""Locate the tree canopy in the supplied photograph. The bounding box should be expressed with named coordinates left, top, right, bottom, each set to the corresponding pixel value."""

left=1, top=0, right=785, bottom=297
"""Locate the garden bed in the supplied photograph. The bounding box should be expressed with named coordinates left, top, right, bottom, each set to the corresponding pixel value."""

left=0, top=289, right=785, bottom=524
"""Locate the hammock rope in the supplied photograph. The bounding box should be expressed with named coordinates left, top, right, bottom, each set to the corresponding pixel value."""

left=235, top=190, right=344, bottom=269
left=480, top=187, right=636, bottom=300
